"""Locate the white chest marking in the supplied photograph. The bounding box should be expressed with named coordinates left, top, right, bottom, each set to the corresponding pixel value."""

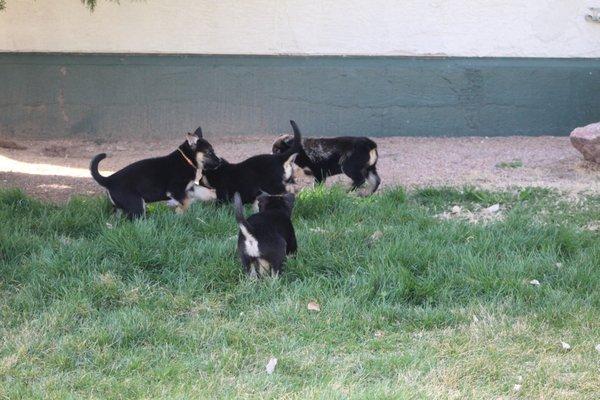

left=239, top=224, right=260, bottom=257
left=194, top=169, right=203, bottom=184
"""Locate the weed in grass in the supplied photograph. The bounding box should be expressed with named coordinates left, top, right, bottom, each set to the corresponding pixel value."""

left=496, top=159, right=524, bottom=169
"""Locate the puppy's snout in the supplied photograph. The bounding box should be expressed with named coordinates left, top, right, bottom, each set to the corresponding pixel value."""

left=205, top=154, right=221, bottom=170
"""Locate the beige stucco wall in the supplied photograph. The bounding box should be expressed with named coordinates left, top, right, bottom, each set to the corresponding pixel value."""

left=1, top=0, right=599, bottom=57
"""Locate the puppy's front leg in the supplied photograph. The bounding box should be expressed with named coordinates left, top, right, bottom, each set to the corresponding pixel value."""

left=175, top=197, right=192, bottom=214
left=167, top=185, right=193, bottom=214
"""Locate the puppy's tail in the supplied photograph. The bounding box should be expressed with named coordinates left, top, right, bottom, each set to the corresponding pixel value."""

left=234, top=192, right=249, bottom=228
left=90, top=153, right=110, bottom=187
left=277, top=120, right=302, bottom=161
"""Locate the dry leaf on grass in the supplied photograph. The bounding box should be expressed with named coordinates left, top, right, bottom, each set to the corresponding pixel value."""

left=513, top=384, right=522, bottom=392
left=307, top=301, right=321, bottom=312
left=370, top=231, right=383, bottom=242
left=451, top=205, right=461, bottom=214
left=374, top=330, right=384, bottom=338
left=486, top=204, right=500, bottom=213
left=560, top=341, right=571, bottom=351
left=595, top=344, right=600, bottom=353
left=529, top=279, right=540, bottom=286
left=266, top=357, right=277, bottom=374
left=105, top=222, right=114, bottom=229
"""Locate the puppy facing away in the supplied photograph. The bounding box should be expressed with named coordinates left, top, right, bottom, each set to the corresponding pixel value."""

left=272, top=134, right=381, bottom=196
left=199, top=120, right=302, bottom=205
left=90, top=127, right=220, bottom=219
left=234, top=192, right=297, bottom=278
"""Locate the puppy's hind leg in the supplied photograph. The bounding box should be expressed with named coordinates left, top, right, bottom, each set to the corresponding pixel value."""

left=111, top=191, right=145, bottom=219
left=105, top=191, right=121, bottom=216
left=363, top=165, right=381, bottom=196
left=341, top=152, right=370, bottom=193
left=313, top=170, right=326, bottom=188
left=344, top=167, right=367, bottom=193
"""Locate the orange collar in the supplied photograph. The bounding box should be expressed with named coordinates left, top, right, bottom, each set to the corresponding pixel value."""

left=177, top=148, right=197, bottom=169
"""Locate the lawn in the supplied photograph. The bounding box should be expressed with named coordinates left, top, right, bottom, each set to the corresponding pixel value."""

left=0, top=186, right=599, bottom=399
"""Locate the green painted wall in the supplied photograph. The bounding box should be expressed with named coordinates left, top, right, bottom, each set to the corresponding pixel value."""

left=0, top=54, right=599, bottom=138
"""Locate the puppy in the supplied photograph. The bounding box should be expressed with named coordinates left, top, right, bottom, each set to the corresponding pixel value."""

left=272, top=134, right=381, bottom=195
left=234, top=191, right=297, bottom=278
left=199, top=120, right=302, bottom=205
left=90, top=127, right=220, bottom=219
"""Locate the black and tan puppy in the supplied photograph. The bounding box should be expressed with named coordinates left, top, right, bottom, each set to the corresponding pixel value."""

left=272, top=134, right=381, bottom=195
left=199, top=120, right=302, bottom=205
left=90, top=127, right=220, bottom=219
left=234, top=191, right=297, bottom=278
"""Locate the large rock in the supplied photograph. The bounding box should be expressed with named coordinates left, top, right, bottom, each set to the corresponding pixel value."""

left=570, top=122, right=600, bottom=164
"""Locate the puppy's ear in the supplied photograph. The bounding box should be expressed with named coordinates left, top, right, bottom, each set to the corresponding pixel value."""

left=193, top=126, right=203, bottom=138
left=284, top=136, right=295, bottom=146
left=186, top=132, right=199, bottom=147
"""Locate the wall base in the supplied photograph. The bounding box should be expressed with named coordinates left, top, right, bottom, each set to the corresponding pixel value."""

left=1, top=54, right=599, bottom=138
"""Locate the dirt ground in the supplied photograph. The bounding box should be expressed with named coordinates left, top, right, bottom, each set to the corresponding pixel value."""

left=1, top=135, right=599, bottom=203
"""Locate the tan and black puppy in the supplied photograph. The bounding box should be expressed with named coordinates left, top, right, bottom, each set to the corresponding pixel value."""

left=90, top=126, right=220, bottom=219
left=199, top=120, right=302, bottom=205
left=272, top=134, right=381, bottom=196
left=234, top=191, right=297, bottom=278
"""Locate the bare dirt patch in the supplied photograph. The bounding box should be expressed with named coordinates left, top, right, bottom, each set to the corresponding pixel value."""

left=0, top=135, right=598, bottom=203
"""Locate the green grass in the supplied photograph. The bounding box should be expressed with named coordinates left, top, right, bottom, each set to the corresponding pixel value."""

left=0, top=186, right=599, bottom=399
left=496, top=159, right=524, bottom=169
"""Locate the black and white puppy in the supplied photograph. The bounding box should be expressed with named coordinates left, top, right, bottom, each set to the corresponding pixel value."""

left=90, top=127, right=220, bottom=219
left=272, top=135, right=381, bottom=196
left=234, top=191, right=297, bottom=278
left=199, top=120, right=302, bottom=205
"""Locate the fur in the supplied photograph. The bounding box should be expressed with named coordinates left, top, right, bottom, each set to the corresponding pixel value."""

left=272, top=134, right=381, bottom=195
left=90, top=126, right=220, bottom=219
left=199, top=120, right=302, bottom=204
left=234, top=192, right=297, bottom=277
